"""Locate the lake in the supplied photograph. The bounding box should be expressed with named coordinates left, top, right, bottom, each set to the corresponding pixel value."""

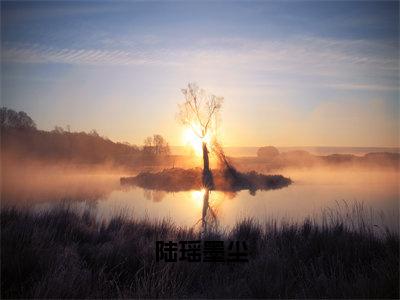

left=4, top=166, right=398, bottom=233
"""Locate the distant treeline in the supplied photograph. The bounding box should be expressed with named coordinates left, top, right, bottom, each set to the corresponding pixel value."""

left=2, top=108, right=398, bottom=171
left=1, top=107, right=170, bottom=168
left=241, top=146, right=400, bottom=170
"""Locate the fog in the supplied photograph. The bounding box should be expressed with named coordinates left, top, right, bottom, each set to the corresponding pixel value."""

left=2, top=156, right=398, bottom=233
left=2, top=155, right=398, bottom=202
left=1, top=158, right=128, bottom=205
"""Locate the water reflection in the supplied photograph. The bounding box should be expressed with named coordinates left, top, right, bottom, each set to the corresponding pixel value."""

left=143, top=189, right=167, bottom=202
left=200, top=189, right=217, bottom=235
left=143, top=187, right=224, bottom=234
left=116, top=169, right=399, bottom=233
left=197, top=189, right=238, bottom=234
left=2, top=172, right=121, bottom=207
left=2, top=168, right=398, bottom=232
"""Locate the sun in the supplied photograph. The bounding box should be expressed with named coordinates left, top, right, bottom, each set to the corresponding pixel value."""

left=182, top=125, right=212, bottom=157
left=183, top=128, right=203, bottom=156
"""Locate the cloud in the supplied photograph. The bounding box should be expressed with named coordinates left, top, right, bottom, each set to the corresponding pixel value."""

left=1, top=43, right=177, bottom=66
left=2, top=3, right=126, bottom=24
left=1, top=36, right=398, bottom=92
left=325, top=83, right=398, bottom=92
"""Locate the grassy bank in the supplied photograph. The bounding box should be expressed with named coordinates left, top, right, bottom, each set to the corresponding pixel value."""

left=1, top=205, right=398, bottom=298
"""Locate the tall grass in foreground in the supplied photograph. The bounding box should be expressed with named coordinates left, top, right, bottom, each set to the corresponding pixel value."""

left=1, top=203, right=398, bottom=298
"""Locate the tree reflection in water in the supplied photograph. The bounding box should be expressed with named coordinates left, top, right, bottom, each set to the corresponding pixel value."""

left=201, top=189, right=216, bottom=235
left=142, top=187, right=235, bottom=236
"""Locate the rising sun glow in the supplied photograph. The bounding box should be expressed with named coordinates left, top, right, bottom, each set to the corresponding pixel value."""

left=182, top=125, right=212, bottom=157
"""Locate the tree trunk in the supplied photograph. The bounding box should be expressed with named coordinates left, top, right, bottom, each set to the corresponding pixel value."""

left=202, top=142, right=214, bottom=189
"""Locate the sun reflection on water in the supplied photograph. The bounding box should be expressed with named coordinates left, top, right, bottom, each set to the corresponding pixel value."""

left=191, top=189, right=206, bottom=208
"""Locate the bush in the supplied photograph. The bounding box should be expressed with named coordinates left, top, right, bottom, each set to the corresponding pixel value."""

left=257, top=146, right=280, bottom=159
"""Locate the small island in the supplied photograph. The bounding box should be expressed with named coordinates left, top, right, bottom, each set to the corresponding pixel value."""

left=121, top=167, right=292, bottom=194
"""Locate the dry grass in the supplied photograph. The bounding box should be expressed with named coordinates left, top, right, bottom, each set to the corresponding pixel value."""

left=1, top=203, right=398, bottom=298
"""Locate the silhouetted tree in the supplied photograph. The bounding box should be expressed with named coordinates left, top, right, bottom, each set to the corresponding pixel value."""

left=178, top=83, right=223, bottom=188
left=143, top=134, right=170, bottom=156
left=89, top=129, right=100, bottom=137
left=143, top=136, right=154, bottom=156
left=0, top=107, right=36, bottom=129
left=153, top=134, right=170, bottom=155
left=52, top=126, right=64, bottom=134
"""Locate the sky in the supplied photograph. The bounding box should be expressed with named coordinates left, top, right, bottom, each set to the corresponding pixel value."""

left=1, top=1, right=399, bottom=147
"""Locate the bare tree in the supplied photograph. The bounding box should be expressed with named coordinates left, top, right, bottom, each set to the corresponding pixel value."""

left=143, top=134, right=170, bottom=156
left=178, top=83, right=223, bottom=188
left=153, top=134, right=170, bottom=155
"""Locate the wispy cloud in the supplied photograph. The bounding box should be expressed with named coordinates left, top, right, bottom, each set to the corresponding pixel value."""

left=1, top=43, right=179, bottom=66
left=2, top=36, right=398, bottom=91
left=326, top=83, right=398, bottom=92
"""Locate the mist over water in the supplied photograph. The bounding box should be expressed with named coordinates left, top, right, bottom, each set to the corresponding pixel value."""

left=2, top=159, right=398, bottom=232
left=172, top=146, right=400, bottom=157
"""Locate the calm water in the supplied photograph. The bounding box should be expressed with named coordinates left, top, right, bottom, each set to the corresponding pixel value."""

left=7, top=167, right=397, bottom=232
